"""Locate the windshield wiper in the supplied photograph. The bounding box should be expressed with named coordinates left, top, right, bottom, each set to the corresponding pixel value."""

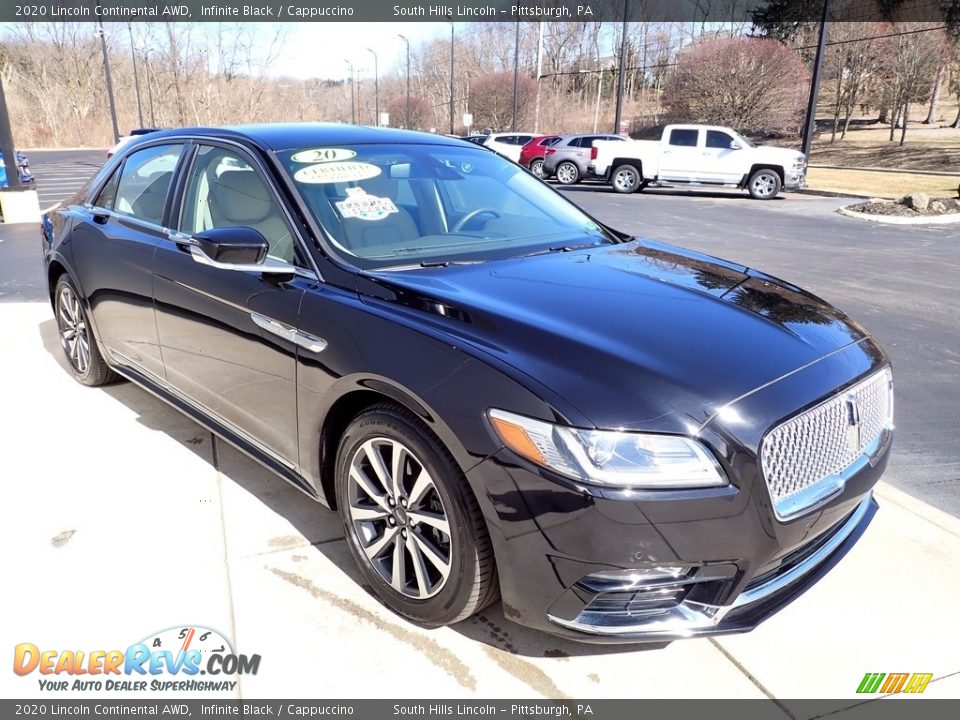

left=516, top=241, right=606, bottom=259
left=419, top=260, right=484, bottom=268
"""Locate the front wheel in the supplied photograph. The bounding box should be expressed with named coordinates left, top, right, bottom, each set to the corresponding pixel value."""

left=54, top=275, right=118, bottom=386
left=555, top=161, right=580, bottom=185
left=335, top=404, right=499, bottom=627
left=747, top=169, right=782, bottom=200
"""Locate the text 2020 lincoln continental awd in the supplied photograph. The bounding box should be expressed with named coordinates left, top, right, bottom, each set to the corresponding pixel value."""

left=42, top=124, right=893, bottom=642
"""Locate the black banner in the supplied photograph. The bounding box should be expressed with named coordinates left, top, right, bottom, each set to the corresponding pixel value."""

left=4, top=0, right=959, bottom=23
left=2, top=699, right=959, bottom=720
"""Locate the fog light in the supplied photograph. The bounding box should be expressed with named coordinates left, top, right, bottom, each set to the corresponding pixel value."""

left=580, top=566, right=690, bottom=592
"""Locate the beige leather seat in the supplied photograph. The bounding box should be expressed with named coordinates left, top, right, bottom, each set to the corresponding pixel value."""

left=208, top=170, right=294, bottom=262
left=339, top=174, right=420, bottom=253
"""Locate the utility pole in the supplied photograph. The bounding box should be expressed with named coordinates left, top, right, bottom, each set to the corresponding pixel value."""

left=801, top=0, right=831, bottom=159
left=128, top=23, right=144, bottom=128
left=613, top=0, right=629, bottom=135
left=533, top=22, right=544, bottom=133
left=344, top=59, right=355, bottom=124
left=97, top=5, right=121, bottom=143
left=448, top=19, right=455, bottom=135
left=367, top=48, right=379, bottom=126
left=398, top=34, right=411, bottom=128
left=143, top=50, right=156, bottom=126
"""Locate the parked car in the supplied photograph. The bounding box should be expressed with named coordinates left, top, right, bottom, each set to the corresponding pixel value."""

left=461, top=134, right=488, bottom=145
left=543, top=134, right=627, bottom=185
left=518, top=135, right=562, bottom=178
left=42, top=124, right=891, bottom=642
left=0, top=150, right=35, bottom=188
left=107, top=127, right=162, bottom=158
left=483, top=132, right=537, bottom=163
left=591, top=124, right=806, bottom=199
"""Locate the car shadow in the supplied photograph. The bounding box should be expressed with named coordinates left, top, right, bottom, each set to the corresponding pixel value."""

left=555, top=183, right=787, bottom=201
left=37, top=316, right=664, bottom=658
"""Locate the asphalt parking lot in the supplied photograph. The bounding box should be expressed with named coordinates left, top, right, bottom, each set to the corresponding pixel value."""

left=25, top=148, right=105, bottom=210
left=1, top=153, right=958, bottom=705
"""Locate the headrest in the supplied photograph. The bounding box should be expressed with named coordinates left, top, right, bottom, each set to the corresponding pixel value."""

left=212, top=170, right=272, bottom=224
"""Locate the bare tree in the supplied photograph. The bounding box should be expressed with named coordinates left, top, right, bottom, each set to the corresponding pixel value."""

left=877, top=22, right=944, bottom=144
left=468, top=71, right=536, bottom=130
left=662, top=36, right=809, bottom=135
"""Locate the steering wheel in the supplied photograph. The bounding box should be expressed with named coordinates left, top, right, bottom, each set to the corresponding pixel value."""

left=451, top=207, right=501, bottom=232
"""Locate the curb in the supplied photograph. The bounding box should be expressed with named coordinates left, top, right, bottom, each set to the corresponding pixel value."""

left=798, top=188, right=870, bottom=199
left=874, top=482, right=960, bottom=538
left=836, top=206, right=960, bottom=225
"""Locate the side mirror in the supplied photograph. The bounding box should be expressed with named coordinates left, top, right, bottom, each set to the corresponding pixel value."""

left=186, top=226, right=295, bottom=275
left=729, top=141, right=742, bottom=150
left=194, top=226, right=268, bottom=265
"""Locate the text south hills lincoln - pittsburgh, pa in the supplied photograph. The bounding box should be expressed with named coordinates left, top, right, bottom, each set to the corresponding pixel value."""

left=393, top=4, right=595, bottom=18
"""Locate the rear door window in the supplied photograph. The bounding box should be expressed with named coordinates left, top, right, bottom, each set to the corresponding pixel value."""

left=668, top=129, right=699, bottom=147
left=114, top=144, right=184, bottom=225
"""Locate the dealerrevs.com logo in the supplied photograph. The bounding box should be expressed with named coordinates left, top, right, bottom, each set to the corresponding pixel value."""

left=13, top=626, right=260, bottom=692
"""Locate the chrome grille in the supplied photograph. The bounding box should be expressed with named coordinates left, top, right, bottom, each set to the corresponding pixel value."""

left=761, top=368, right=893, bottom=519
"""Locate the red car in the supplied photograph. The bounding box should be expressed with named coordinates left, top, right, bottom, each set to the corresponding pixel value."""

left=519, top=135, right=561, bottom=178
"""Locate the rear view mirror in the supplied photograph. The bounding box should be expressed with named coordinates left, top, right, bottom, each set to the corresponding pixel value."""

left=729, top=141, right=742, bottom=150
left=194, top=226, right=268, bottom=265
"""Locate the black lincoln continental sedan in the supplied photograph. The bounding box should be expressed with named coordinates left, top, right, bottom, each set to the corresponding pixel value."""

left=41, top=124, right=893, bottom=642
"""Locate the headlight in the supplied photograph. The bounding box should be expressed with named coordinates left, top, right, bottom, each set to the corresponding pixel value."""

left=488, top=409, right=727, bottom=489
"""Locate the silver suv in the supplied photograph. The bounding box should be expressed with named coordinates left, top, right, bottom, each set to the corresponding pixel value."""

left=543, top=134, right=626, bottom=184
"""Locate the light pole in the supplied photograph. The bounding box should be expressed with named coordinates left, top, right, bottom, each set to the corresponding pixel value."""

left=127, top=23, right=144, bottom=128
left=398, top=34, right=411, bottom=129
left=367, top=48, right=379, bottom=126
left=96, top=4, right=120, bottom=143
left=511, top=21, right=520, bottom=131
left=448, top=19, right=455, bottom=135
left=344, top=59, right=355, bottom=124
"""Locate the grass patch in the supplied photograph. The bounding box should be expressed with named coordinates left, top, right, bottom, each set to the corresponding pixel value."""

left=805, top=167, right=960, bottom=199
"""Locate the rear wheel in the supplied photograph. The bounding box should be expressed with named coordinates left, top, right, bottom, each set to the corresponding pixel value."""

left=529, top=158, right=546, bottom=179
left=54, top=275, right=118, bottom=386
left=747, top=169, right=782, bottom=200
left=611, top=164, right=644, bottom=194
left=555, top=161, right=580, bottom=185
left=335, top=404, right=498, bottom=626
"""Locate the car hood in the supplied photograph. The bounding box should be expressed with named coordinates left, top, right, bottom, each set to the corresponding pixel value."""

left=749, top=145, right=804, bottom=164
left=360, top=239, right=870, bottom=431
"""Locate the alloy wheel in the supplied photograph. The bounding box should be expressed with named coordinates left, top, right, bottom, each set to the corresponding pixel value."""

left=346, top=438, right=452, bottom=599
left=556, top=162, right=578, bottom=184
left=614, top=168, right=637, bottom=191
left=57, top=284, right=91, bottom=375
left=751, top=172, right=778, bottom=198
left=530, top=159, right=546, bottom=178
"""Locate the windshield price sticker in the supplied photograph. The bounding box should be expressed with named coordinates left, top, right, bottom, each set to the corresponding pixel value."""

left=293, top=162, right=381, bottom=184
left=291, top=148, right=357, bottom=163
left=336, top=189, right=399, bottom=221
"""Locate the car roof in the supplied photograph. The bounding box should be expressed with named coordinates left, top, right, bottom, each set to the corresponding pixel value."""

left=138, top=123, right=470, bottom=152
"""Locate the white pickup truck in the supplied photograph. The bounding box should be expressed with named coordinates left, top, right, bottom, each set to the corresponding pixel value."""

left=589, top=124, right=806, bottom=199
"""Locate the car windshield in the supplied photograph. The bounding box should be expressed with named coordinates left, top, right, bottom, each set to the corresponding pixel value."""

left=277, top=143, right=613, bottom=269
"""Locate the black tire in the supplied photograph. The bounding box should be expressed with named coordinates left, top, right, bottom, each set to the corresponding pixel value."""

left=53, top=275, right=119, bottom=386
left=555, top=160, right=581, bottom=185
left=335, top=403, right=498, bottom=627
left=747, top=168, right=782, bottom=200
left=611, top=164, right=643, bottom=194
left=529, top=158, right=546, bottom=179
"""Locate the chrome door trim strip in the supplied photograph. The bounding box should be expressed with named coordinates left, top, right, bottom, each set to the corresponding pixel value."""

left=251, top=312, right=327, bottom=354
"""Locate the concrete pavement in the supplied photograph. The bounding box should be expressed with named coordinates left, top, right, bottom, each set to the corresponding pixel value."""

left=2, top=293, right=958, bottom=707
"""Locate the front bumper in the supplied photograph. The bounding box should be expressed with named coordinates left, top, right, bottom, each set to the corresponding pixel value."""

left=784, top=169, right=806, bottom=191
left=466, top=353, right=891, bottom=643
left=469, top=442, right=884, bottom=643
